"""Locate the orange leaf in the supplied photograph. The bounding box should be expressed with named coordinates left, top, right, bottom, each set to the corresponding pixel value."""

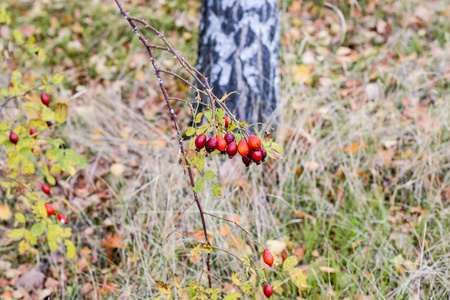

left=187, top=229, right=213, bottom=243
left=101, top=233, right=123, bottom=248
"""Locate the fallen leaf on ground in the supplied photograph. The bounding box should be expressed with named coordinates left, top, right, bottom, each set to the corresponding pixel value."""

left=0, top=204, right=11, bottom=220
left=101, top=233, right=123, bottom=248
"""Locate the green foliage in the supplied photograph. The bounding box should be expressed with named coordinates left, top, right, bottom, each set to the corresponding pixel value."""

left=0, top=5, right=85, bottom=259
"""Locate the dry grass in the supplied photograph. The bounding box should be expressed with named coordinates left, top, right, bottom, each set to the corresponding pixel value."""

left=1, top=0, right=449, bottom=299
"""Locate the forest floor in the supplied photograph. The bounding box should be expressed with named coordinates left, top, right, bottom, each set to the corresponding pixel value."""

left=1, top=0, right=449, bottom=299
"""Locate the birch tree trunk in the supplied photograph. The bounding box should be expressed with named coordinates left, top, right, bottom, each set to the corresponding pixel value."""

left=196, top=0, right=280, bottom=126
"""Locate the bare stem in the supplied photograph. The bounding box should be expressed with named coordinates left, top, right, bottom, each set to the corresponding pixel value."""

left=114, top=0, right=212, bottom=288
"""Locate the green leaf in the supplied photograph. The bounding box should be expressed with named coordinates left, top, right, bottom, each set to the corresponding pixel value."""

left=41, top=106, right=54, bottom=121
left=242, top=284, right=253, bottom=293
left=8, top=229, right=24, bottom=238
left=194, top=112, right=203, bottom=123
left=203, top=170, right=216, bottom=180
left=193, top=156, right=205, bottom=171
left=186, top=127, right=196, bottom=137
left=24, top=230, right=37, bottom=245
left=271, top=142, right=283, bottom=153
left=193, top=178, right=204, bottom=193
left=29, top=119, right=48, bottom=130
left=37, top=201, right=47, bottom=218
left=211, top=184, right=222, bottom=197
left=223, top=293, right=241, bottom=300
left=41, top=75, right=49, bottom=85
left=283, top=255, right=298, bottom=271
left=53, top=74, right=64, bottom=84
left=50, top=164, right=62, bottom=174
left=54, top=103, right=68, bottom=124
left=293, top=269, right=307, bottom=285
left=0, top=122, right=8, bottom=131
left=65, top=239, right=76, bottom=259
left=13, top=29, right=24, bottom=44
left=46, top=175, right=56, bottom=186
left=21, top=159, right=35, bottom=174
left=47, top=224, right=58, bottom=251
left=15, top=213, right=26, bottom=224
left=31, top=221, right=47, bottom=236
left=42, top=165, right=49, bottom=176
left=203, top=109, right=212, bottom=122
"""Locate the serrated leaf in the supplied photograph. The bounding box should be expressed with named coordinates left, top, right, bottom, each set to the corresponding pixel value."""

left=211, top=184, right=222, bottom=197
left=242, top=284, right=253, bottom=293
left=193, top=178, right=204, bottom=193
left=283, top=255, right=298, bottom=271
left=198, top=243, right=213, bottom=253
left=8, top=229, right=24, bottom=238
left=55, top=103, right=68, bottom=124
left=203, top=170, right=216, bottom=180
left=186, top=127, right=196, bottom=137
left=223, top=293, right=241, bottom=300
left=271, top=142, right=283, bottom=153
left=194, top=112, right=203, bottom=123
left=65, top=239, right=76, bottom=259
left=31, top=221, right=46, bottom=236
left=15, top=213, right=26, bottom=224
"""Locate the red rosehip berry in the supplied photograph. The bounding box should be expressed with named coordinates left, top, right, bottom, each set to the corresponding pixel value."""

left=237, top=139, right=250, bottom=156
left=263, top=250, right=274, bottom=266
left=9, top=131, right=18, bottom=145
left=30, top=128, right=38, bottom=137
left=226, top=141, right=237, bottom=158
left=195, top=133, right=207, bottom=150
left=45, top=204, right=55, bottom=215
left=242, top=155, right=252, bottom=167
left=248, top=135, right=261, bottom=150
left=57, top=214, right=68, bottom=224
left=42, top=184, right=51, bottom=195
left=206, top=136, right=218, bottom=152
left=252, top=150, right=263, bottom=164
left=216, top=135, right=227, bottom=152
left=224, top=132, right=235, bottom=144
left=223, top=116, right=229, bottom=128
left=41, top=93, right=50, bottom=106
left=263, top=284, right=273, bottom=298
left=41, top=92, right=50, bottom=107
left=261, top=147, right=267, bottom=162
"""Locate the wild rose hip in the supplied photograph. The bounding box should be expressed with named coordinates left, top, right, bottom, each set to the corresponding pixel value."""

left=263, top=250, right=274, bottom=266
left=263, top=284, right=273, bottom=298
left=223, top=116, right=229, bottom=128
left=216, top=135, right=227, bottom=153
left=252, top=150, right=262, bottom=164
left=9, top=131, right=18, bottom=145
left=248, top=135, right=261, bottom=150
left=206, top=136, right=218, bottom=152
left=237, top=139, right=250, bottom=156
left=195, top=133, right=207, bottom=150
left=30, top=128, right=38, bottom=137
left=226, top=141, right=237, bottom=158
left=57, top=214, right=67, bottom=224
left=261, top=147, right=267, bottom=162
left=41, top=92, right=50, bottom=107
left=45, top=204, right=55, bottom=215
left=42, top=185, right=51, bottom=194
left=242, top=156, right=251, bottom=167
left=224, top=132, right=235, bottom=144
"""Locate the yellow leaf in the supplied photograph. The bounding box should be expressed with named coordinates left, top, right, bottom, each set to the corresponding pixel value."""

left=156, top=281, right=171, bottom=295
left=292, top=64, right=312, bottom=84
left=37, top=201, right=47, bottom=218
left=18, top=240, right=30, bottom=254
left=53, top=74, right=64, bottom=84
left=0, top=204, right=12, bottom=220
left=231, top=273, right=243, bottom=286
left=173, top=274, right=182, bottom=288
left=65, top=239, right=76, bottom=259
left=55, top=103, right=68, bottom=124
left=8, top=228, right=24, bottom=238
left=283, top=255, right=298, bottom=271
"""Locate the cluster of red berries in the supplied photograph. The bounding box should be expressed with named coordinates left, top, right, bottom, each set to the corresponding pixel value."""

left=42, top=184, right=67, bottom=224
left=9, top=93, right=51, bottom=145
left=194, top=127, right=266, bottom=167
